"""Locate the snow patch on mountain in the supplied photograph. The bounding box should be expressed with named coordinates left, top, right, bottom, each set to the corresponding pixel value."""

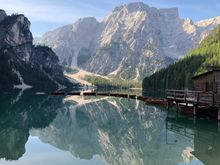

left=13, top=69, right=32, bottom=90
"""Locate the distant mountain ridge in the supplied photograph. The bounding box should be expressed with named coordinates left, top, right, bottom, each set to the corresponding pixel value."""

left=35, top=2, right=220, bottom=80
left=143, top=25, right=220, bottom=90
left=0, top=10, right=77, bottom=90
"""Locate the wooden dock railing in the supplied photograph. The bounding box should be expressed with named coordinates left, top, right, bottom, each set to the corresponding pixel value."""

left=166, top=89, right=219, bottom=106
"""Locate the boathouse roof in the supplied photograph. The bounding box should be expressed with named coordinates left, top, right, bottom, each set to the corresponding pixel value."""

left=192, top=66, right=220, bottom=80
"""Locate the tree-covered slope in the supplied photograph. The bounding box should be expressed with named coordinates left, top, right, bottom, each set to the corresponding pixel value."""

left=143, top=25, right=220, bottom=90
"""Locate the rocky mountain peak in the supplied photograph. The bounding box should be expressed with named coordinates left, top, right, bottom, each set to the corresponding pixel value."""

left=195, top=16, right=220, bottom=27
left=72, top=17, right=99, bottom=32
left=109, top=2, right=178, bottom=19
left=0, top=10, right=76, bottom=90
left=112, top=2, right=148, bottom=12
left=0, top=12, right=33, bottom=48
left=104, top=2, right=149, bottom=23
left=0, top=9, right=6, bottom=23
left=122, top=2, right=149, bottom=12
left=75, top=17, right=98, bottom=25
left=35, top=3, right=220, bottom=80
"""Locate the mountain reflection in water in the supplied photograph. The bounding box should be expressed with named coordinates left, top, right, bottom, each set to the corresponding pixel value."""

left=0, top=90, right=219, bottom=165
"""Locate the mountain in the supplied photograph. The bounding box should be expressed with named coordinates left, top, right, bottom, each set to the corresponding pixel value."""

left=142, top=25, right=220, bottom=90
left=0, top=10, right=77, bottom=90
left=35, top=2, right=220, bottom=80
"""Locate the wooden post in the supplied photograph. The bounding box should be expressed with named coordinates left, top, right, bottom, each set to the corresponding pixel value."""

left=184, top=90, right=186, bottom=103
left=218, top=106, right=220, bottom=121
left=186, top=91, right=188, bottom=106
left=194, top=115, right=196, bottom=124
left=176, top=102, right=179, bottom=112
left=193, top=104, right=197, bottom=124
left=212, top=92, right=215, bottom=106
left=167, top=101, right=170, bottom=110
left=218, top=121, right=220, bottom=132
left=217, top=106, right=220, bottom=132
left=193, top=104, right=197, bottom=116
left=197, top=92, right=200, bottom=104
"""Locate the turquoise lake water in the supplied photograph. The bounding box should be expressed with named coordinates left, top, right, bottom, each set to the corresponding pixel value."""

left=0, top=90, right=219, bottom=165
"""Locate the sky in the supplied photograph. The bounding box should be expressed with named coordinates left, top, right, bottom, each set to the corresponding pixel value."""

left=1, top=0, right=220, bottom=37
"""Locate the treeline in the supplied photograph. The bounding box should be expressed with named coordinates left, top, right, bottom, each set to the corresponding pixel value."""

left=143, top=25, right=220, bottom=90
left=84, top=75, right=141, bottom=89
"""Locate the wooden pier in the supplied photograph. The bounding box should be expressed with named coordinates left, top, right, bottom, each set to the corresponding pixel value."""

left=51, top=91, right=168, bottom=105
left=51, top=90, right=220, bottom=120
left=52, top=91, right=141, bottom=100
left=166, top=89, right=220, bottom=105
left=166, top=89, right=220, bottom=120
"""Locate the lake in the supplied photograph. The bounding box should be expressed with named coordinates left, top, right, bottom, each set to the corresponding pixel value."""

left=0, top=90, right=219, bottom=165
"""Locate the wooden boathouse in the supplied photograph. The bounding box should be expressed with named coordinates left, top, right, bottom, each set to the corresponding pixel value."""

left=166, top=67, right=220, bottom=120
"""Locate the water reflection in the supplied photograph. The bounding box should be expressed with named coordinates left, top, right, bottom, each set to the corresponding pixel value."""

left=0, top=91, right=219, bottom=164
left=166, top=117, right=220, bottom=165
left=32, top=96, right=169, bottom=165
left=0, top=90, right=64, bottom=161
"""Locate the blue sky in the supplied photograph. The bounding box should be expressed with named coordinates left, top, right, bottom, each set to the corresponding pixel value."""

left=1, top=0, right=220, bottom=37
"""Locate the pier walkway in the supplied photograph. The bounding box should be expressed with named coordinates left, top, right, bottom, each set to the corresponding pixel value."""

left=166, top=89, right=220, bottom=106
left=166, top=89, right=220, bottom=120
left=51, top=91, right=167, bottom=105
left=51, top=90, right=220, bottom=120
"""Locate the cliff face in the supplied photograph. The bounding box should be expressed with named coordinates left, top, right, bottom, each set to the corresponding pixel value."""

left=35, top=2, right=220, bottom=80
left=0, top=10, right=76, bottom=90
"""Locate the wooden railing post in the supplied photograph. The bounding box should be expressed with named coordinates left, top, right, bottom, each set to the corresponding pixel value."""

left=174, top=91, right=176, bottom=100
left=212, top=92, right=215, bottom=106
left=197, top=92, right=200, bottom=104
left=184, top=90, right=186, bottom=103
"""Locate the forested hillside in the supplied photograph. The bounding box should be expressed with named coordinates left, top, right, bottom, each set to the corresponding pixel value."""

left=143, top=25, right=220, bottom=90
